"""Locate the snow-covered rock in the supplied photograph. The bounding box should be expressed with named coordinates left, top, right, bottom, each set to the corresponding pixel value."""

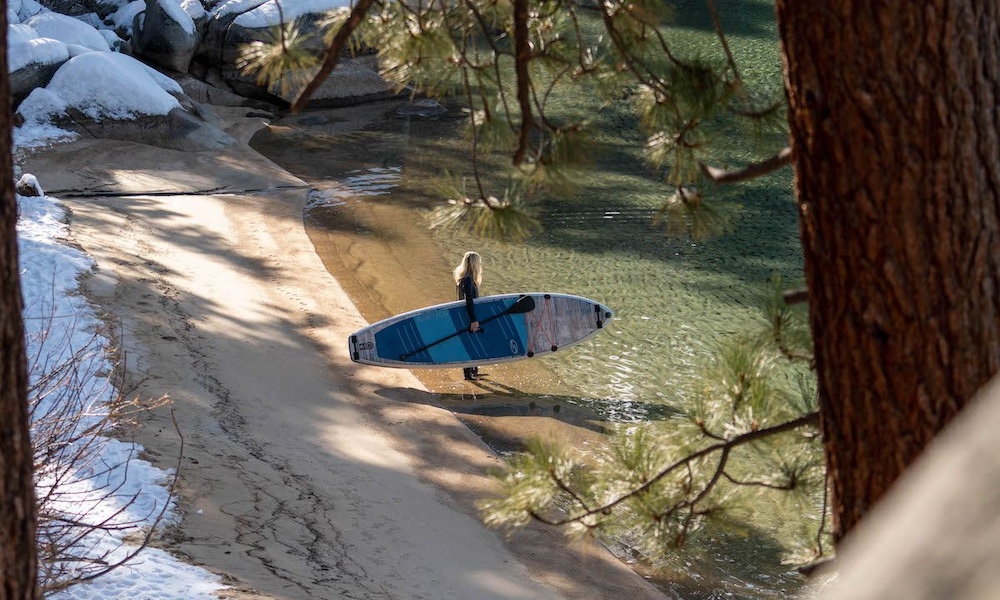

left=132, top=0, right=200, bottom=72
left=24, top=11, right=110, bottom=52
left=8, top=36, right=71, bottom=103
left=15, top=51, right=235, bottom=151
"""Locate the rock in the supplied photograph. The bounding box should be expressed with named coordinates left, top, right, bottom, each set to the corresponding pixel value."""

left=97, top=28, right=127, bottom=52
left=83, top=0, right=131, bottom=20
left=225, top=52, right=397, bottom=108
left=132, top=0, right=199, bottom=72
left=54, top=104, right=237, bottom=152
left=7, top=0, right=23, bottom=21
left=24, top=11, right=110, bottom=51
left=396, top=98, right=447, bottom=119
left=105, top=0, right=144, bottom=39
left=173, top=73, right=263, bottom=108
left=16, top=51, right=235, bottom=151
left=199, top=0, right=395, bottom=107
left=36, top=0, right=89, bottom=16
left=15, top=174, right=44, bottom=197
left=8, top=36, right=71, bottom=104
left=197, top=0, right=268, bottom=69
left=813, top=375, right=1000, bottom=600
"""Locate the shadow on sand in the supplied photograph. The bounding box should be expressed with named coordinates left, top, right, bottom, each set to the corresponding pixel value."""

left=374, top=377, right=681, bottom=455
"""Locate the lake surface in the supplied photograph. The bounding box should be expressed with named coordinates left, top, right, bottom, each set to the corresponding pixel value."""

left=250, top=99, right=811, bottom=599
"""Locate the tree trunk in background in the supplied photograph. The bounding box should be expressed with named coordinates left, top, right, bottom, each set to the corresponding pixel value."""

left=774, top=2, right=1000, bottom=542
left=0, top=0, right=40, bottom=596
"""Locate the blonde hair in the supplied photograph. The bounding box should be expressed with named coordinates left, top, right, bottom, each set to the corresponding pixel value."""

left=453, top=251, right=483, bottom=286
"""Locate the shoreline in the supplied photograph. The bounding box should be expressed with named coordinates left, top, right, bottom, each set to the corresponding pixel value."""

left=21, top=106, right=665, bottom=600
left=254, top=102, right=619, bottom=455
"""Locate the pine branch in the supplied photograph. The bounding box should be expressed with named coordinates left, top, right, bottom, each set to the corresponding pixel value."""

left=531, top=411, right=819, bottom=527
left=512, top=0, right=534, bottom=166
left=705, top=0, right=741, bottom=85
left=783, top=287, right=809, bottom=305
left=290, top=0, right=378, bottom=113
left=599, top=4, right=670, bottom=94
left=700, top=146, right=792, bottom=184
left=722, top=470, right=796, bottom=491
left=461, top=0, right=514, bottom=122
left=460, top=63, right=489, bottom=203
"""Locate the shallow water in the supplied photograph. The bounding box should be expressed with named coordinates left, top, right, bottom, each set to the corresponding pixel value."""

left=253, top=102, right=803, bottom=419
left=250, top=100, right=810, bottom=599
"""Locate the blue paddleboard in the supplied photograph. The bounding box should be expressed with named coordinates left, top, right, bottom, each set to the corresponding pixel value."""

left=348, top=293, right=613, bottom=368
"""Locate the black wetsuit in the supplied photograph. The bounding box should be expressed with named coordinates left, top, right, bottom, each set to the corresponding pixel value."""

left=458, top=275, right=479, bottom=379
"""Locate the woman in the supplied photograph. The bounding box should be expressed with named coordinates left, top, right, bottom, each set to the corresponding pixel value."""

left=453, top=251, right=482, bottom=380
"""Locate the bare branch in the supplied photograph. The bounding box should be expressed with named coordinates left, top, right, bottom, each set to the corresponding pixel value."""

left=783, top=287, right=809, bottom=305
left=700, top=146, right=792, bottom=184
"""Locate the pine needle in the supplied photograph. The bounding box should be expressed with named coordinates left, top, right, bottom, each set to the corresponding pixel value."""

left=237, top=24, right=320, bottom=98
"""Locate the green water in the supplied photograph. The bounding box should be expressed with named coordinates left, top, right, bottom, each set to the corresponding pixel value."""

left=250, top=102, right=809, bottom=600
left=255, top=104, right=802, bottom=420
left=249, top=1, right=819, bottom=596
left=432, top=171, right=803, bottom=421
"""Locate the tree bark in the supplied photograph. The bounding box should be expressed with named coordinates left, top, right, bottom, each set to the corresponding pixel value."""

left=0, top=1, right=40, bottom=596
left=774, top=2, right=1000, bottom=542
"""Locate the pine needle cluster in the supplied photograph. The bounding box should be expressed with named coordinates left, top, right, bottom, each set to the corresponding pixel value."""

left=479, top=276, right=827, bottom=569
left=237, top=0, right=788, bottom=244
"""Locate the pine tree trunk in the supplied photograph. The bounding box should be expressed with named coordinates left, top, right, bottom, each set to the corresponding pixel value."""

left=0, top=3, right=40, bottom=596
left=774, top=2, right=1000, bottom=542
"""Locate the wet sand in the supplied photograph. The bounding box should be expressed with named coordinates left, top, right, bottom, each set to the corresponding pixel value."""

left=21, top=105, right=664, bottom=600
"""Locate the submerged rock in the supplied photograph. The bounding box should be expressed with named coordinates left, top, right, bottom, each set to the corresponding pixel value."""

left=396, top=98, right=447, bottom=119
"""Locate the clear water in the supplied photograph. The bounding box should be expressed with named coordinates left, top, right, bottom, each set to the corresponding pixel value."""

left=251, top=102, right=811, bottom=599
left=260, top=104, right=804, bottom=419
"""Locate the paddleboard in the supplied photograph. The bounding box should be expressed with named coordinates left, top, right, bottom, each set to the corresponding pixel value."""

left=348, top=293, right=613, bottom=368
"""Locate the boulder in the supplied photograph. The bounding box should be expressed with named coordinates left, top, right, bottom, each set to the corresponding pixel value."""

left=396, top=98, right=448, bottom=119
left=60, top=105, right=237, bottom=151
left=813, top=376, right=1000, bottom=600
left=24, top=11, right=110, bottom=51
left=15, top=50, right=236, bottom=151
left=197, top=0, right=268, bottom=68
left=199, top=0, right=394, bottom=107
left=7, top=24, right=69, bottom=106
left=16, top=174, right=45, bottom=197
left=132, top=0, right=199, bottom=72
left=173, top=72, right=271, bottom=108
left=105, top=0, right=145, bottom=39
left=8, top=36, right=71, bottom=104
left=84, top=0, right=131, bottom=20
left=7, top=0, right=23, bottom=21
left=36, top=0, right=90, bottom=16
left=223, top=52, right=396, bottom=108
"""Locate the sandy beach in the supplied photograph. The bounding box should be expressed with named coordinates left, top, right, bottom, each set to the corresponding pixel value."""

left=20, top=107, right=665, bottom=600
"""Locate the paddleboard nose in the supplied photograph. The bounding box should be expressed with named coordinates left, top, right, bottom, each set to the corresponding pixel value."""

left=596, top=303, right=614, bottom=328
